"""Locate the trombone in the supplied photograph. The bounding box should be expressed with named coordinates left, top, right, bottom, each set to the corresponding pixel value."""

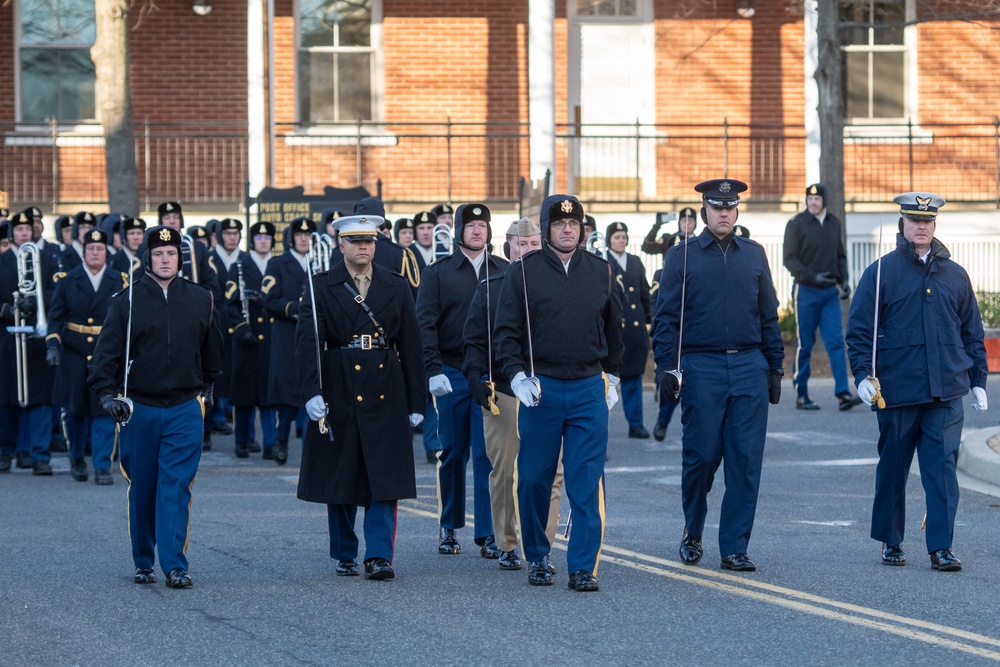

left=309, top=232, right=332, bottom=275
left=180, top=233, right=199, bottom=283
left=433, top=223, right=453, bottom=262
left=9, top=242, right=48, bottom=407
left=586, top=231, right=606, bottom=256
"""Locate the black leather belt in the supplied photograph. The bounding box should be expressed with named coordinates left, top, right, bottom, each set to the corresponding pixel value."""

left=336, top=335, right=388, bottom=351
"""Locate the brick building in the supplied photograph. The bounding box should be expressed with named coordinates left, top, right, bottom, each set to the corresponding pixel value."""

left=1, top=0, right=999, bottom=215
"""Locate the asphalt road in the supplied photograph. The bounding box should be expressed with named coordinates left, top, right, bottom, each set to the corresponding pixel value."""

left=2, top=378, right=999, bottom=666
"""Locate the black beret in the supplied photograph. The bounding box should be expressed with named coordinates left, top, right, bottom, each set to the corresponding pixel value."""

left=158, top=201, right=182, bottom=218
left=120, top=216, right=148, bottom=234
left=694, top=179, right=748, bottom=207
left=220, top=218, right=243, bottom=232
left=547, top=197, right=584, bottom=222
left=145, top=225, right=182, bottom=250
left=287, top=217, right=316, bottom=238
left=679, top=207, right=697, bottom=219
left=460, top=203, right=491, bottom=225
left=249, top=221, right=276, bottom=238
left=188, top=225, right=208, bottom=240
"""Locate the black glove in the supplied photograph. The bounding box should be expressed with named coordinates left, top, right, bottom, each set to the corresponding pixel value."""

left=46, top=346, right=60, bottom=367
left=767, top=369, right=783, bottom=405
left=201, top=383, right=215, bottom=415
left=247, top=292, right=263, bottom=308
left=15, top=295, right=37, bottom=317
left=468, top=378, right=494, bottom=411
left=840, top=282, right=851, bottom=300
left=814, top=271, right=837, bottom=288
left=656, top=369, right=680, bottom=401
left=236, top=325, right=257, bottom=345
left=101, top=395, right=131, bottom=424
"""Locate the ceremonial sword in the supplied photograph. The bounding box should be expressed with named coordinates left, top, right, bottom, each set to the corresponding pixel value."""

left=483, top=238, right=500, bottom=417
left=866, top=221, right=886, bottom=410
left=515, top=221, right=540, bottom=405
left=666, top=228, right=689, bottom=400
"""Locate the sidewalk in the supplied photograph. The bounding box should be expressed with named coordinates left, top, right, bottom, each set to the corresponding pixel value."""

left=958, top=427, right=1000, bottom=491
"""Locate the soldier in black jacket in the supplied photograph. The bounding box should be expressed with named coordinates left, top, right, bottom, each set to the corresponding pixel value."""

left=463, top=218, right=564, bottom=571
left=225, top=221, right=276, bottom=459
left=297, top=215, right=425, bottom=580
left=88, top=225, right=223, bottom=588
left=206, top=218, right=244, bottom=437
left=416, top=203, right=508, bottom=558
left=46, top=229, right=127, bottom=484
left=605, top=221, right=652, bottom=438
left=783, top=183, right=861, bottom=411
left=109, top=216, right=147, bottom=279
left=494, top=195, right=624, bottom=591
left=62, top=211, right=96, bottom=272
left=262, top=217, right=314, bottom=464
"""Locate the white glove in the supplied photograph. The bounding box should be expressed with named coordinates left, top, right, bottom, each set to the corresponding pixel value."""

left=429, top=374, right=453, bottom=397
left=511, top=371, right=541, bottom=408
left=971, top=387, right=988, bottom=412
left=857, top=378, right=876, bottom=406
left=606, top=374, right=620, bottom=411
left=305, top=394, right=328, bottom=421
left=409, top=412, right=424, bottom=427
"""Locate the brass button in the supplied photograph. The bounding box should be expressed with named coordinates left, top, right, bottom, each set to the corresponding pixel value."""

left=633, top=321, right=639, bottom=326
left=380, top=395, right=385, bottom=400
left=269, top=317, right=274, bottom=323
left=87, top=317, right=94, bottom=324
left=86, top=355, right=92, bottom=361
left=356, top=395, right=363, bottom=402
left=630, top=304, right=636, bottom=310
left=926, top=288, right=931, bottom=294
left=379, top=364, right=383, bottom=369
left=257, top=317, right=263, bottom=323
left=228, top=328, right=234, bottom=334
left=628, top=286, right=635, bottom=292
left=86, top=336, right=93, bottom=342
left=258, top=334, right=264, bottom=340
left=355, top=365, right=361, bottom=371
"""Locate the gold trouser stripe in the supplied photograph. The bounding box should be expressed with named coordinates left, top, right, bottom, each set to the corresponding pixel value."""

left=511, top=400, right=523, bottom=557
left=593, top=477, right=606, bottom=577
left=67, top=322, right=102, bottom=335
left=183, top=475, right=196, bottom=554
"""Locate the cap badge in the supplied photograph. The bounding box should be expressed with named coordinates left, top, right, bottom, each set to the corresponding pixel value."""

left=90, top=231, right=100, bottom=240
left=300, top=221, right=309, bottom=230
left=560, top=201, right=574, bottom=213
left=808, top=185, right=818, bottom=194
left=719, top=181, right=732, bottom=193
left=472, top=207, right=481, bottom=215
left=916, top=196, right=931, bottom=210
left=159, top=229, right=171, bottom=241
left=359, top=217, right=367, bottom=223
left=165, top=203, right=174, bottom=211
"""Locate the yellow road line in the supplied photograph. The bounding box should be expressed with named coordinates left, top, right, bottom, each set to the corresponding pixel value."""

left=399, top=499, right=1000, bottom=660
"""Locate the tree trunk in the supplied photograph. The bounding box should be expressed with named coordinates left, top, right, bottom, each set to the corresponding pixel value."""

left=92, top=0, right=140, bottom=215
left=815, top=0, right=846, bottom=243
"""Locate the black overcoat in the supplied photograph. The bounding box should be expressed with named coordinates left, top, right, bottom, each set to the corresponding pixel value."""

left=611, top=252, right=652, bottom=378
left=224, top=255, right=272, bottom=406
left=262, top=251, right=308, bottom=407
left=295, top=261, right=425, bottom=506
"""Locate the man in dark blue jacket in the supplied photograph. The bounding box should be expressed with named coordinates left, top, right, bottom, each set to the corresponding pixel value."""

left=494, top=195, right=623, bottom=591
left=846, top=192, right=988, bottom=572
left=652, top=178, right=784, bottom=573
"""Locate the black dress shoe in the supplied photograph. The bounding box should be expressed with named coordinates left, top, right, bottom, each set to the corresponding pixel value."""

left=248, top=440, right=261, bottom=453
left=274, top=438, right=288, bottom=465
left=628, top=425, right=650, bottom=439
left=796, top=396, right=820, bottom=410
left=235, top=442, right=249, bottom=458
left=653, top=420, right=667, bottom=442
left=202, top=437, right=212, bottom=452
left=930, top=548, right=962, bottom=572
left=211, top=422, right=234, bottom=435
left=0, top=454, right=11, bottom=473
left=165, top=568, right=193, bottom=588
left=364, top=558, right=395, bottom=580
left=679, top=530, right=703, bottom=565
left=70, top=458, right=89, bottom=482
left=881, top=543, right=906, bottom=566
left=721, top=553, right=756, bottom=571
left=336, top=559, right=360, bottom=576
left=527, top=557, right=554, bottom=586
left=479, top=535, right=500, bottom=559
left=133, top=568, right=157, bottom=584
left=499, top=550, right=522, bottom=570
left=425, top=450, right=440, bottom=464
left=567, top=570, right=599, bottom=592
left=15, top=452, right=32, bottom=469
left=438, top=528, right=461, bottom=555
left=32, top=460, right=52, bottom=476
left=837, top=392, right=863, bottom=411
left=94, top=469, right=114, bottom=486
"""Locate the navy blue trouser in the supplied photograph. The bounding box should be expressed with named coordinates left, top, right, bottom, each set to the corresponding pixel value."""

left=69, top=415, right=116, bottom=471
left=517, top=374, right=607, bottom=575
left=792, top=283, right=849, bottom=397
left=872, top=399, right=963, bottom=553
left=17, top=406, right=53, bottom=463
left=119, top=399, right=202, bottom=574
left=327, top=500, right=398, bottom=563
left=680, top=350, right=769, bottom=556
left=423, top=393, right=441, bottom=452
left=620, top=376, right=644, bottom=429
left=275, top=404, right=298, bottom=442
left=0, top=405, right=17, bottom=456
left=435, top=364, right=492, bottom=539
left=234, top=406, right=276, bottom=448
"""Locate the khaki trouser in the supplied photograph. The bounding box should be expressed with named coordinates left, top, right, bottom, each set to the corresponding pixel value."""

left=482, top=391, right=564, bottom=552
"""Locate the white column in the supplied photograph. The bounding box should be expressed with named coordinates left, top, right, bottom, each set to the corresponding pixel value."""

left=528, top=0, right=556, bottom=186
left=803, top=0, right=820, bottom=185
left=247, top=0, right=267, bottom=196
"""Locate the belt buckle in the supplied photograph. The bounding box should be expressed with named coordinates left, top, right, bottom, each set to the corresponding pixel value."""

left=361, top=334, right=372, bottom=351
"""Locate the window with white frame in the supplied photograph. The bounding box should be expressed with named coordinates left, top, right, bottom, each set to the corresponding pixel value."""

left=297, top=0, right=376, bottom=124
left=840, top=0, right=909, bottom=123
left=19, top=0, right=97, bottom=122
left=573, top=0, right=637, bottom=17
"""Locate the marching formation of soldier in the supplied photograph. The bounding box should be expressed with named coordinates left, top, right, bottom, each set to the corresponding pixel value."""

left=0, top=178, right=990, bottom=589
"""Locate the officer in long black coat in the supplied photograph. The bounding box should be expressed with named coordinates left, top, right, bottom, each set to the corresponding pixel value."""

left=262, top=217, right=314, bottom=464
left=225, top=221, right=276, bottom=459
left=296, top=214, right=425, bottom=580
left=46, top=229, right=126, bottom=484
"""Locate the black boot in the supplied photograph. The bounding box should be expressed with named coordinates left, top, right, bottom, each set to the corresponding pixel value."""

left=274, top=438, right=288, bottom=465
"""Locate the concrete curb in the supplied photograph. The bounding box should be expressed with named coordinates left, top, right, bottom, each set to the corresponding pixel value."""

left=958, top=427, right=1000, bottom=487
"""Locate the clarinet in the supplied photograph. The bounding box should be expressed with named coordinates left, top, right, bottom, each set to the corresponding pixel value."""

left=237, top=258, right=250, bottom=327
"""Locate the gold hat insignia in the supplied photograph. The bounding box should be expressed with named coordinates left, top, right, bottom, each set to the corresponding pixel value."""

left=472, top=207, right=481, bottom=215
left=159, top=229, right=172, bottom=241
left=719, top=181, right=732, bottom=193
left=916, top=196, right=931, bottom=210
left=808, top=185, right=818, bottom=194
left=90, top=231, right=100, bottom=240
left=300, top=221, right=309, bottom=230
left=560, top=201, right=574, bottom=213
left=165, top=203, right=174, bottom=211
